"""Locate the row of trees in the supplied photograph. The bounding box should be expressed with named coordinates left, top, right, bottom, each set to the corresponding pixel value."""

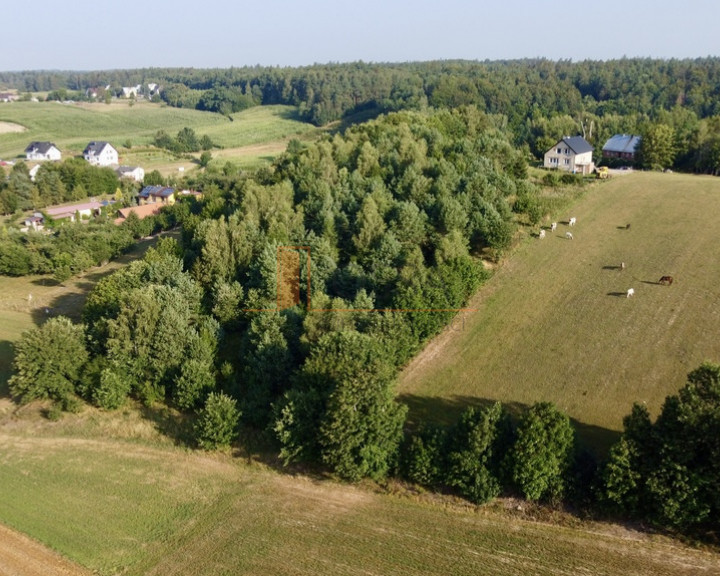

left=10, top=307, right=719, bottom=534
left=153, top=127, right=215, bottom=155
left=0, top=159, right=126, bottom=216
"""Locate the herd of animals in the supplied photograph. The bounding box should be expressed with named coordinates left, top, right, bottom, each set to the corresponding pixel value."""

left=537, top=217, right=673, bottom=297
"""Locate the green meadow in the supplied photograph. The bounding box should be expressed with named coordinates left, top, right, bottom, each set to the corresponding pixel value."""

left=0, top=101, right=320, bottom=171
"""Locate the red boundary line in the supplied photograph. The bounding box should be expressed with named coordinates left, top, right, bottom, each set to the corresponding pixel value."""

left=243, top=245, right=478, bottom=313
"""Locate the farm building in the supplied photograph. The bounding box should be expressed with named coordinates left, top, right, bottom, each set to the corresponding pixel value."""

left=45, top=201, right=104, bottom=222
left=25, top=141, right=61, bottom=161
left=543, top=136, right=594, bottom=175
left=602, top=134, right=641, bottom=161
left=83, top=141, right=118, bottom=166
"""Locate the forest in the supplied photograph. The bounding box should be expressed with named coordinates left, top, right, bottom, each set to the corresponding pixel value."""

left=7, top=104, right=720, bottom=539
left=3, top=58, right=720, bottom=172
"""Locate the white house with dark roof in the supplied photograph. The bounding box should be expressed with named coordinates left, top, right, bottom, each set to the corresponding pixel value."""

left=544, top=136, right=594, bottom=175
left=602, top=134, right=641, bottom=161
left=25, top=141, right=61, bottom=161
left=115, top=165, right=145, bottom=182
left=83, top=141, right=118, bottom=166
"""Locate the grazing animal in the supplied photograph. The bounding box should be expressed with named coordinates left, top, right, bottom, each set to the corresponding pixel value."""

left=627, top=288, right=635, bottom=298
left=565, top=231, right=574, bottom=240
left=659, top=275, right=674, bottom=285
left=550, top=222, right=557, bottom=232
left=538, top=229, right=546, bottom=239
left=621, top=262, right=626, bottom=271
left=625, top=223, right=631, bottom=230
left=569, top=217, right=576, bottom=226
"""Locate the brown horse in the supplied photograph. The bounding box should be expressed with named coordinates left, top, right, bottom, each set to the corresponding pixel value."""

left=659, top=276, right=674, bottom=285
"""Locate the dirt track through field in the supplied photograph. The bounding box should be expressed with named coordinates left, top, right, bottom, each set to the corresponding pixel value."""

left=0, top=524, right=89, bottom=576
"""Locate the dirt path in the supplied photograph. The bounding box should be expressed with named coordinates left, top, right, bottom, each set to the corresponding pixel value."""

left=0, top=524, right=90, bottom=576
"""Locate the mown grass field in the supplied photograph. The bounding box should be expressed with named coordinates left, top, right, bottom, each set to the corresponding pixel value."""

left=0, top=101, right=320, bottom=171
left=0, top=409, right=719, bottom=576
left=399, top=171, right=720, bottom=451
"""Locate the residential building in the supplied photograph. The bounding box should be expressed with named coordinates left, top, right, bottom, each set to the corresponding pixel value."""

left=138, top=185, right=175, bottom=205
left=116, top=166, right=145, bottom=182
left=83, top=141, right=118, bottom=166
left=25, top=141, right=62, bottom=161
left=543, top=136, right=595, bottom=175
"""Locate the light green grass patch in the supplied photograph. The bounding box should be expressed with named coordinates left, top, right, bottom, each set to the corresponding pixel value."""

left=0, top=423, right=718, bottom=576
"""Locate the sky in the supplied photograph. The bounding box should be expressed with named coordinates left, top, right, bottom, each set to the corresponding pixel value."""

left=3, top=0, right=719, bottom=71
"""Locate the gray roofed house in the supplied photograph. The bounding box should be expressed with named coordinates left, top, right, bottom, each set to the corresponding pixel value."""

left=25, top=141, right=62, bottom=161
left=543, top=136, right=595, bottom=175
left=83, top=141, right=119, bottom=166
left=602, top=134, right=641, bottom=161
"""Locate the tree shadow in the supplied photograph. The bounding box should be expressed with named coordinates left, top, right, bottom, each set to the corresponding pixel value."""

left=0, top=340, right=14, bottom=398
left=139, top=403, right=195, bottom=447
left=30, top=277, right=60, bottom=287
left=398, top=393, right=620, bottom=458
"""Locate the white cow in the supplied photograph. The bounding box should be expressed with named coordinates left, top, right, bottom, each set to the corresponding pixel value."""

left=569, top=217, right=576, bottom=226
left=550, top=222, right=557, bottom=232
left=539, top=229, right=546, bottom=239
left=565, top=231, right=574, bottom=240
left=627, top=288, right=635, bottom=298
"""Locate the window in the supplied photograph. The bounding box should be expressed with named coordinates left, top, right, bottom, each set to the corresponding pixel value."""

left=557, top=148, right=562, bottom=154
left=564, top=158, right=570, bottom=165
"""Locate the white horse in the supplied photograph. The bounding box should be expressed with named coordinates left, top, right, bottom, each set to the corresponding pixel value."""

left=626, top=288, right=635, bottom=298
left=565, top=231, right=574, bottom=240
left=550, top=222, right=557, bottom=232
left=538, top=229, right=546, bottom=239
left=569, top=217, right=576, bottom=226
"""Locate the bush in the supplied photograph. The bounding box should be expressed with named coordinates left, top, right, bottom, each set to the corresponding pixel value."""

left=194, top=392, right=240, bottom=450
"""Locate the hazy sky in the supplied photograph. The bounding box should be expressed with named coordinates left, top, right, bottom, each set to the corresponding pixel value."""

left=3, top=0, right=719, bottom=71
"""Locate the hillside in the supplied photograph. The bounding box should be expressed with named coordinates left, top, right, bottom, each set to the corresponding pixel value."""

left=0, top=101, right=319, bottom=170
left=0, top=409, right=719, bottom=576
left=399, top=171, right=720, bottom=450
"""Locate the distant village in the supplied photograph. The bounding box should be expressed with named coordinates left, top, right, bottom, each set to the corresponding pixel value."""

left=17, top=137, right=200, bottom=232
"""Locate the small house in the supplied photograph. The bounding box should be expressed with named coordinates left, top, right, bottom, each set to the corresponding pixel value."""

left=83, top=141, right=118, bottom=166
left=138, top=185, right=175, bottom=206
left=543, top=136, right=594, bottom=175
left=116, top=166, right=145, bottom=182
left=25, top=141, right=61, bottom=161
left=23, top=214, right=44, bottom=231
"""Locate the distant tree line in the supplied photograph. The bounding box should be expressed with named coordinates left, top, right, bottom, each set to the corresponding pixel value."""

left=4, top=59, right=720, bottom=172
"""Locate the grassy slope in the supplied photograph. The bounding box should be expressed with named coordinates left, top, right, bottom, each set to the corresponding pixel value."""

left=399, top=172, right=720, bottom=451
left=0, top=101, right=319, bottom=170
left=0, top=414, right=718, bottom=576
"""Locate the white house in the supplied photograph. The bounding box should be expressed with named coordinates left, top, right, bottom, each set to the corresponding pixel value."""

left=115, top=165, right=145, bottom=182
left=543, top=136, right=594, bottom=175
left=122, top=85, right=142, bottom=98
left=25, top=141, right=62, bottom=161
left=83, top=141, right=118, bottom=166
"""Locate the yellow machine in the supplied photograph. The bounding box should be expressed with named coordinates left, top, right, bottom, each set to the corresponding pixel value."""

left=596, top=166, right=610, bottom=179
